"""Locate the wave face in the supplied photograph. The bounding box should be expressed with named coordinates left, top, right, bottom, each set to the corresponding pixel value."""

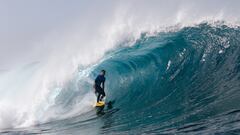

left=90, top=23, right=240, bottom=134
left=2, top=23, right=240, bottom=134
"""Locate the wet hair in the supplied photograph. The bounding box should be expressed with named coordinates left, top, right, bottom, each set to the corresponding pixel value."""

left=101, top=70, right=106, bottom=74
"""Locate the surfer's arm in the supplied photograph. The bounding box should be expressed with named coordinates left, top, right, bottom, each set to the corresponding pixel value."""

left=93, top=76, right=98, bottom=89
left=102, top=81, right=105, bottom=91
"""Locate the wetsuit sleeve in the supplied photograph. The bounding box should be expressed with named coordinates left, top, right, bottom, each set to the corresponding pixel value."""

left=102, top=77, right=105, bottom=90
left=94, top=76, right=99, bottom=89
left=102, top=81, right=105, bottom=90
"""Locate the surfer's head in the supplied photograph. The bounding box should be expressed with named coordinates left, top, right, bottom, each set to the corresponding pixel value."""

left=101, top=70, right=106, bottom=76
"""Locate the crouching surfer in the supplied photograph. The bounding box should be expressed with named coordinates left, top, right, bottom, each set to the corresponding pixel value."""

left=94, top=70, right=106, bottom=103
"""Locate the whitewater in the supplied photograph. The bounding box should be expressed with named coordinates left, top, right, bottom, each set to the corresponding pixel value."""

left=0, top=0, right=240, bottom=134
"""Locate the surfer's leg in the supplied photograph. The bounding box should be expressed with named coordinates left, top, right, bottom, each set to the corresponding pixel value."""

left=100, top=90, right=106, bottom=101
left=96, top=86, right=102, bottom=102
left=97, top=93, right=101, bottom=102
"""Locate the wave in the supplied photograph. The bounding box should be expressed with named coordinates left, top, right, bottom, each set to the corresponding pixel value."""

left=2, top=0, right=240, bottom=132
left=1, top=23, right=239, bottom=134
left=90, top=23, right=240, bottom=134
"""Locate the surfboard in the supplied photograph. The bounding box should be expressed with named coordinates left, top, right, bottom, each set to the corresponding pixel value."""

left=94, top=100, right=116, bottom=115
left=95, top=101, right=105, bottom=107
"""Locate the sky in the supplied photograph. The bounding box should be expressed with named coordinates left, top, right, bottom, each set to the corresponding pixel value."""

left=0, top=0, right=240, bottom=70
left=0, top=0, right=117, bottom=69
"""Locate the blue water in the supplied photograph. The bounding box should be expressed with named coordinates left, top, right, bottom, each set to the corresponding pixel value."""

left=2, top=23, right=240, bottom=135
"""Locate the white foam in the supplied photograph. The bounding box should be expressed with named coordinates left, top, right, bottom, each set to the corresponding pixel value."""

left=167, top=61, right=172, bottom=71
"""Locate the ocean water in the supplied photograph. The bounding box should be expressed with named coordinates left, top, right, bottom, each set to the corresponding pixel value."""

left=1, top=23, right=240, bottom=135
left=1, top=0, right=240, bottom=134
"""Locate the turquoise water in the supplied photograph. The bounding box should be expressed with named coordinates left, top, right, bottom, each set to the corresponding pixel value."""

left=2, top=23, right=240, bottom=134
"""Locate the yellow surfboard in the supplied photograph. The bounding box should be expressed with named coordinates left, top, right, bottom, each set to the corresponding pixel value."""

left=95, top=101, right=105, bottom=107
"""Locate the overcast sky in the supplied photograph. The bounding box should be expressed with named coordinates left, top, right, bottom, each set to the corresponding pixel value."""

left=0, top=0, right=117, bottom=69
left=0, top=0, right=240, bottom=70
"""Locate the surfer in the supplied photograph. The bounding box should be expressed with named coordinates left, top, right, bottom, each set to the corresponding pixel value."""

left=94, top=70, right=106, bottom=103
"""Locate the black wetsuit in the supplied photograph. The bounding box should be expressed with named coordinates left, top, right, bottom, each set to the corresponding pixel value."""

left=95, top=75, right=106, bottom=102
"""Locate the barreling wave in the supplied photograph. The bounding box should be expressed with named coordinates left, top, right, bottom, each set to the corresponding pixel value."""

left=2, top=23, right=240, bottom=135
left=91, top=23, right=240, bottom=134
